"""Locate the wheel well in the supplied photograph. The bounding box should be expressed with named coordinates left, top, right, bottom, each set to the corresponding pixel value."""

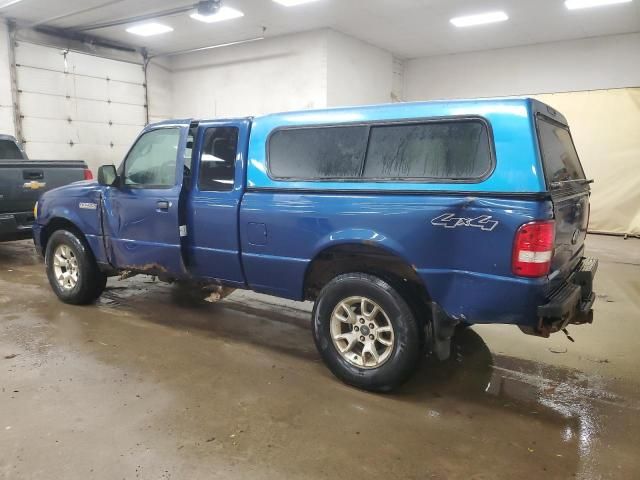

left=303, top=244, right=430, bottom=306
left=40, top=218, right=85, bottom=253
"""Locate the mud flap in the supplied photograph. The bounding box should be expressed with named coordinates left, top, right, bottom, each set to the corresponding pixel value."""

left=431, top=303, right=460, bottom=361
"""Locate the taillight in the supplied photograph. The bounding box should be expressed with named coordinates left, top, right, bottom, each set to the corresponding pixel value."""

left=84, top=169, right=93, bottom=180
left=512, top=220, right=555, bottom=278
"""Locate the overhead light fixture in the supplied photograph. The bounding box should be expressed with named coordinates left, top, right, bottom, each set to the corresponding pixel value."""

left=126, top=23, right=174, bottom=37
left=159, top=37, right=264, bottom=57
left=565, top=0, right=632, bottom=9
left=190, top=6, right=244, bottom=23
left=0, top=0, right=24, bottom=8
left=272, top=0, right=322, bottom=6
left=450, top=11, right=509, bottom=27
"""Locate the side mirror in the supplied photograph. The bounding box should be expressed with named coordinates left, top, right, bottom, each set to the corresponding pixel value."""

left=97, top=165, right=118, bottom=186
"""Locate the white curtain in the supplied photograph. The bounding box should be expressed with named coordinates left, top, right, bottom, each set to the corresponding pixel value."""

left=534, top=88, right=640, bottom=236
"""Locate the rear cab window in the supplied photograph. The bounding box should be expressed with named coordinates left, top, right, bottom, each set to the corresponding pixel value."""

left=198, top=127, right=240, bottom=191
left=0, top=139, right=24, bottom=160
left=268, top=119, right=493, bottom=182
left=536, top=116, right=587, bottom=190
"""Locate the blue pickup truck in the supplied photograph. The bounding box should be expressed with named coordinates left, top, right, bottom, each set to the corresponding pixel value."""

left=33, top=98, right=597, bottom=391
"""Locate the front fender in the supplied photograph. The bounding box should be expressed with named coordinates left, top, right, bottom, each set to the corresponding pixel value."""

left=37, top=190, right=107, bottom=264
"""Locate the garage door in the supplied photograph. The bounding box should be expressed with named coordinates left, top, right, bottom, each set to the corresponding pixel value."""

left=14, top=41, right=146, bottom=173
left=535, top=88, right=640, bottom=237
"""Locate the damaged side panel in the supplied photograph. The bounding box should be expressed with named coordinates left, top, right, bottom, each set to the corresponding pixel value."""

left=99, top=123, right=191, bottom=279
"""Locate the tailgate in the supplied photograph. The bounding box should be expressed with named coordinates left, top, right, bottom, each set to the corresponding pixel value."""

left=536, top=115, right=590, bottom=287
left=0, top=160, right=87, bottom=213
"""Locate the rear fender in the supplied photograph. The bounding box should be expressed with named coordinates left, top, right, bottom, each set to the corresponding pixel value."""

left=311, top=228, right=408, bottom=262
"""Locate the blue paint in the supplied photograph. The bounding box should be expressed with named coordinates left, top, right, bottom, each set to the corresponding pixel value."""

left=34, top=98, right=588, bottom=329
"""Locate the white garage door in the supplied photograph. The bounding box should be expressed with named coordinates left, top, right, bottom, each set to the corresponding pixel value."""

left=14, top=41, right=146, bottom=173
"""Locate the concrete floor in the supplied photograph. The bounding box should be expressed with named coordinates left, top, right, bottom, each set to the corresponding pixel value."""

left=0, top=235, right=639, bottom=479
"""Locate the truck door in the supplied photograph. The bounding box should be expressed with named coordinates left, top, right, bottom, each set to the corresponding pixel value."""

left=102, top=123, right=190, bottom=277
left=183, top=119, right=250, bottom=285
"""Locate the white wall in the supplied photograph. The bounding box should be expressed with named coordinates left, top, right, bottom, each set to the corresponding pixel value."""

left=146, top=57, right=173, bottom=124
left=0, top=20, right=16, bottom=136
left=326, top=30, right=394, bottom=107
left=404, top=32, right=640, bottom=101
left=170, top=30, right=329, bottom=119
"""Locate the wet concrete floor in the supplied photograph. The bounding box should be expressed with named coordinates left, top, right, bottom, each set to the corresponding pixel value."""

left=0, top=235, right=639, bottom=479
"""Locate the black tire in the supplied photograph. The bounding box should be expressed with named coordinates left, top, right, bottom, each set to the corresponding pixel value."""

left=312, top=273, right=422, bottom=392
left=45, top=229, right=107, bottom=305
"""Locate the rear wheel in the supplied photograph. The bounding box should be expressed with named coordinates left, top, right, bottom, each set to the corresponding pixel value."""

left=312, top=273, right=422, bottom=392
left=45, top=229, right=107, bottom=305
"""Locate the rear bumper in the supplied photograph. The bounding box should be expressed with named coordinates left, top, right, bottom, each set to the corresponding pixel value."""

left=535, top=257, right=598, bottom=336
left=0, top=212, right=35, bottom=242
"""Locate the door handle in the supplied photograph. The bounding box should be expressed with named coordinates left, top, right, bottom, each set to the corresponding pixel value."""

left=23, top=170, right=44, bottom=180
left=156, top=200, right=170, bottom=211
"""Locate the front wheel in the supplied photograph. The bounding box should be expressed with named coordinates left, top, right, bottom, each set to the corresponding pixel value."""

left=312, top=273, right=422, bottom=392
left=45, top=229, right=107, bottom=305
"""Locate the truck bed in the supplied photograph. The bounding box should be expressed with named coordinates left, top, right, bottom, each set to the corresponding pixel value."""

left=0, top=159, right=89, bottom=241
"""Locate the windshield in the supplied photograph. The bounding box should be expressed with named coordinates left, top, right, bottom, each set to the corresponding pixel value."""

left=537, top=118, right=586, bottom=188
left=0, top=139, right=25, bottom=160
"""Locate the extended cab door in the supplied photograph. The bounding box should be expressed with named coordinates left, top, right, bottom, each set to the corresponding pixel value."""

left=183, top=119, right=250, bottom=285
left=102, top=123, right=189, bottom=277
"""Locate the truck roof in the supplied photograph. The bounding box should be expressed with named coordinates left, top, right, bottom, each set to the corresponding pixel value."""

left=148, top=98, right=567, bottom=130
left=145, top=98, right=565, bottom=195
left=245, top=97, right=556, bottom=194
left=253, top=97, right=566, bottom=125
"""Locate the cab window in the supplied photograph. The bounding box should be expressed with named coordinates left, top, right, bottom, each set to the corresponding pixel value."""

left=198, top=127, right=239, bottom=191
left=123, top=128, right=181, bottom=188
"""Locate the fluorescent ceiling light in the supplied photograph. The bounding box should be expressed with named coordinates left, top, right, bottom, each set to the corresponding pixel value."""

left=0, top=0, right=24, bottom=8
left=272, top=0, right=322, bottom=6
left=565, top=0, right=632, bottom=9
left=450, top=11, right=509, bottom=27
left=190, top=6, right=244, bottom=23
left=126, top=23, right=173, bottom=36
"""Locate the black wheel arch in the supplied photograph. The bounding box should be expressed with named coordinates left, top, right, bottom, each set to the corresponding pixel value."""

left=304, top=243, right=431, bottom=338
left=304, top=242, right=431, bottom=305
left=40, top=218, right=86, bottom=254
left=39, top=217, right=111, bottom=271
left=304, top=243, right=459, bottom=360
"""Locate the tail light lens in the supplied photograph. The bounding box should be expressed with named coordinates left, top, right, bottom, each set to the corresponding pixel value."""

left=512, top=220, right=555, bottom=278
left=84, top=168, right=94, bottom=180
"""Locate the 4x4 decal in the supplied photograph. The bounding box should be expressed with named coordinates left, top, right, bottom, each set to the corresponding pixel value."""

left=431, top=213, right=499, bottom=232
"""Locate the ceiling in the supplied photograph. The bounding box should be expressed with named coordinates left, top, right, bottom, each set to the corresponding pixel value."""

left=2, top=0, right=640, bottom=58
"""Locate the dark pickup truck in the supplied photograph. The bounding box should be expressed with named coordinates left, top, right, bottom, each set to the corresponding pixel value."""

left=0, top=134, right=92, bottom=242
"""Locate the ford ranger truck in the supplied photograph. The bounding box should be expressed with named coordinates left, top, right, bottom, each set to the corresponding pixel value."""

left=33, top=98, right=597, bottom=392
left=0, top=134, right=92, bottom=242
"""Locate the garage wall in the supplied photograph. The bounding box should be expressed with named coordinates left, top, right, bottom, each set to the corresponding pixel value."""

left=146, top=57, right=173, bottom=124
left=404, top=32, right=640, bottom=236
left=326, top=30, right=394, bottom=107
left=404, top=32, right=640, bottom=101
left=170, top=30, right=328, bottom=119
left=13, top=42, right=146, bottom=172
left=0, top=20, right=15, bottom=136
